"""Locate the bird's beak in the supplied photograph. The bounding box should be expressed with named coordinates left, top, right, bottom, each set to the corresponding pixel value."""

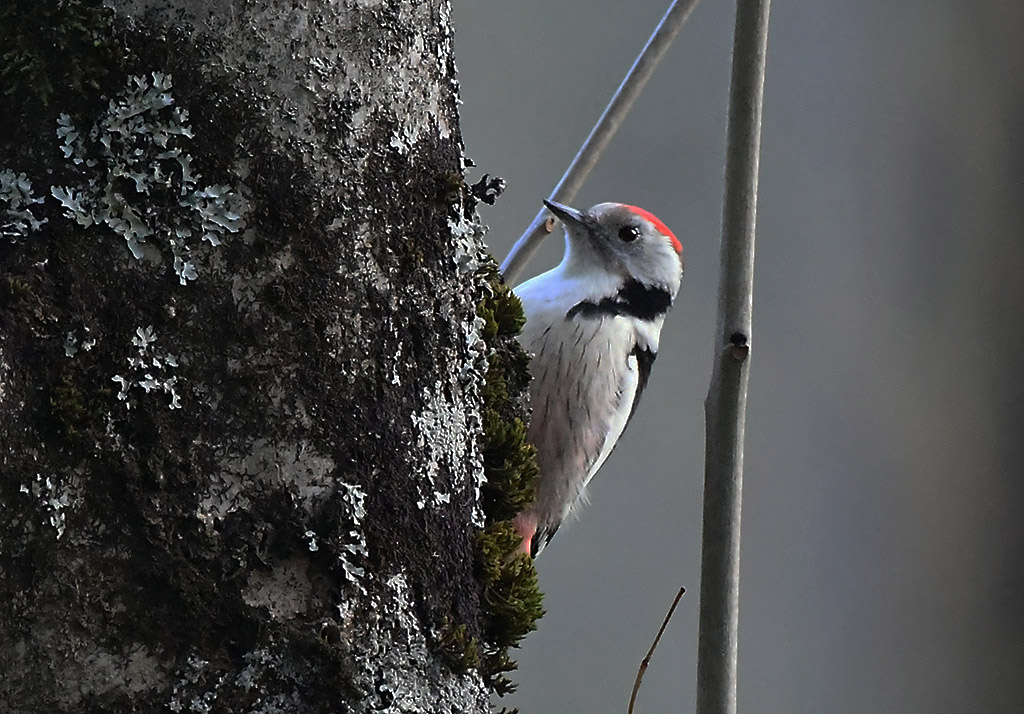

left=543, top=199, right=587, bottom=229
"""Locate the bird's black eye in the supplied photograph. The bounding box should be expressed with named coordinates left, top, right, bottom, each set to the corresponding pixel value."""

left=618, top=225, right=641, bottom=243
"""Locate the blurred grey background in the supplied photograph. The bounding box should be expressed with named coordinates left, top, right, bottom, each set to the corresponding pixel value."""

left=453, top=1, right=1024, bottom=713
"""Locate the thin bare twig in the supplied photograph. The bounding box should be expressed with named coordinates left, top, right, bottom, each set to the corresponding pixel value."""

left=628, top=586, right=686, bottom=714
left=500, top=0, right=701, bottom=285
left=695, top=1, right=771, bottom=714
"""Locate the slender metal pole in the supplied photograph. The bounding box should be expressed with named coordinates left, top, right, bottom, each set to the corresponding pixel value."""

left=695, top=0, right=770, bottom=713
left=499, top=0, right=701, bottom=285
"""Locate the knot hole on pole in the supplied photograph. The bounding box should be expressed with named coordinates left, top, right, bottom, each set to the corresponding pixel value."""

left=728, top=332, right=749, bottom=361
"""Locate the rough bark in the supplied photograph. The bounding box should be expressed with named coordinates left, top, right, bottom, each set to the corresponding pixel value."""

left=0, top=1, right=533, bottom=711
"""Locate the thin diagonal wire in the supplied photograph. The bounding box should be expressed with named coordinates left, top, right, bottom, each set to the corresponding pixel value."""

left=500, top=0, right=701, bottom=285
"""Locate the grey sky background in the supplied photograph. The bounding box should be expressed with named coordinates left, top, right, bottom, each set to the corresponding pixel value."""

left=453, top=2, right=1024, bottom=713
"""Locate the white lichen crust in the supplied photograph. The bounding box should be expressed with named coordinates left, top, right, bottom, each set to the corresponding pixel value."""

left=348, top=574, right=490, bottom=713
left=0, top=170, right=47, bottom=239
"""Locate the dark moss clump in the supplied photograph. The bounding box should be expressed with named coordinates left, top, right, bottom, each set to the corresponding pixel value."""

left=0, top=0, right=123, bottom=107
left=472, top=262, right=544, bottom=697
left=475, top=521, right=544, bottom=696
left=477, top=268, right=535, bottom=522
left=480, top=401, right=537, bottom=522
left=0, top=276, right=33, bottom=305
left=46, top=366, right=112, bottom=442
left=437, top=619, right=481, bottom=673
left=477, top=274, right=526, bottom=341
left=48, top=370, right=88, bottom=441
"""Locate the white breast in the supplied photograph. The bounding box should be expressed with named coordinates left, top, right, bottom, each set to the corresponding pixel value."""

left=515, top=269, right=658, bottom=535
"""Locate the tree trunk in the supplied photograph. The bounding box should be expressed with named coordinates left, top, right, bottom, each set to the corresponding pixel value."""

left=0, top=1, right=539, bottom=711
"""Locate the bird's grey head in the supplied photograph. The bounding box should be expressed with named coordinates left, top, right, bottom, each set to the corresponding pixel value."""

left=545, top=200, right=684, bottom=298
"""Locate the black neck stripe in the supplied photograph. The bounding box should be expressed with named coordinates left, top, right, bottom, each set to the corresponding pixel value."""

left=566, top=279, right=672, bottom=321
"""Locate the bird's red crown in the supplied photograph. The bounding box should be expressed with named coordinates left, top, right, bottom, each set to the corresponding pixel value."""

left=624, top=205, right=682, bottom=256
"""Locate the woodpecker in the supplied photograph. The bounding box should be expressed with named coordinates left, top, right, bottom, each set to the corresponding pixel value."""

left=512, top=199, right=684, bottom=557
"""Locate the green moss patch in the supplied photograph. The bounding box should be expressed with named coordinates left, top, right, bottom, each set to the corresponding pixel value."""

left=472, top=261, right=544, bottom=698
left=475, top=521, right=544, bottom=696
